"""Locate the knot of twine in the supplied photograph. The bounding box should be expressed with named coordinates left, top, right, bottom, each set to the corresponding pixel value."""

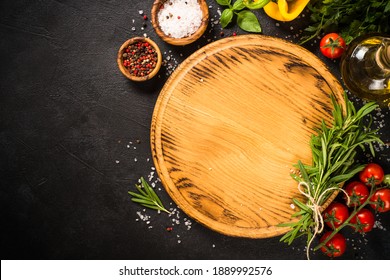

left=297, top=182, right=350, bottom=260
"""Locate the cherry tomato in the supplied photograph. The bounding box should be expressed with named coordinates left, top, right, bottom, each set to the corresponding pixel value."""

left=370, top=188, right=390, bottom=213
left=323, top=202, right=349, bottom=229
left=359, top=163, right=384, bottom=186
left=320, top=231, right=346, bottom=258
left=344, top=181, right=369, bottom=207
left=350, top=208, right=375, bottom=233
left=319, top=33, right=346, bottom=59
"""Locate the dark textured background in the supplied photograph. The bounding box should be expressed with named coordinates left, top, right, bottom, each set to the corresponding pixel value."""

left=1, top=0, right=389, bottom=260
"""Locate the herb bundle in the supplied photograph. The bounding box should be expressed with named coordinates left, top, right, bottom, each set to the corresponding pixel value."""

left=301, top=0, right=390, bottom=45
left=280, top=92, right=383, bottom=249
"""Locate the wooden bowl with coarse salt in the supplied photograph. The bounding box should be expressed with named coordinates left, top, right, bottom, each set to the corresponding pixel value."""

left=151, top=0, right=209, bottom=46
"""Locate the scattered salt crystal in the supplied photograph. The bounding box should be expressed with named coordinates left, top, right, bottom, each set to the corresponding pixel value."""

left=157, top=0, right=202, bottom=38
left=115, top=160, right=120, bottom=164
left=290, top=204, right=295, bottom=209
left=136, top=211, right=150, bottom=222
left=374, top=220, right=387, bottom=231
left=138, top=10, right=144, bottom=15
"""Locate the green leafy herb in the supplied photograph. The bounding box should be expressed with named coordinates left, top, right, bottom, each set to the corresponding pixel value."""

left=300, top=0, right=390, bottom=45
left=216, top=0, right=270, bottom=33
left=220, top=8, right=234, bottom=28
left=237, top=10, right=262, bottom=32
left=128, top=177, right=171, bottom=214
left=232, top=0, right=246, bottom=11
left=280, top=92, right=383, bottom=247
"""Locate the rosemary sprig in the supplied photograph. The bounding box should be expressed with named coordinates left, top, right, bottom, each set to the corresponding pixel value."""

left=128, top=177, right=171, bottom=214
left=280, top=91, right=383, bottom=246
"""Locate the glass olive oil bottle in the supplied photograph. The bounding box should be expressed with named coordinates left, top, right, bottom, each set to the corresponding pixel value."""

left=341, top=34, right=390, bottom=107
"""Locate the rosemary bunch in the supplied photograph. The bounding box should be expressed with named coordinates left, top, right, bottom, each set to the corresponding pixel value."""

left=280, top=92, right=383, bottom=246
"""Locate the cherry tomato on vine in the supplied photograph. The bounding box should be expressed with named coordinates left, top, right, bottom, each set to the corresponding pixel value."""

left=370, top=188, right=390, bottom=213
left=359, top=163, right=384, bottom=186
left=323, top=202, right=349, bottom=229
left=350, top=208, right=375, bottom=233
left=320, top=231, right=346, bottom=258
left=319, top=33, right=346, bottom=59
left=344, top=181, right=369, bottom=207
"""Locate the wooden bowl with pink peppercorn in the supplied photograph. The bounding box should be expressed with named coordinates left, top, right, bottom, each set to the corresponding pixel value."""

left=117, top=37, right=162, bottom=82
left=151, top=0, right=209, bottom=46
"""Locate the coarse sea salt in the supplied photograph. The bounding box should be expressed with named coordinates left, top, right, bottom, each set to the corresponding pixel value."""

left=158, top=0, right=202, bottom=39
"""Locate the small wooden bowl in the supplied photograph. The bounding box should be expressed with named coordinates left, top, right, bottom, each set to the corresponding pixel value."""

left=151, top=0, right=209, bottom=46
left=117, top=37, right=162, bottom=82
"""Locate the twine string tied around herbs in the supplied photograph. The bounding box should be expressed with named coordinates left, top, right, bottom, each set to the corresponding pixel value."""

left=297, top=181, right=350, bottom=260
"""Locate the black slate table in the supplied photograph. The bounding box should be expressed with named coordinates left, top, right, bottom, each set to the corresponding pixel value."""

left=1, top=0, right=389, bottom=260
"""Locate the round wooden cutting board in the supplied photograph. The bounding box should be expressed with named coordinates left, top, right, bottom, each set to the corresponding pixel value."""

left=151, top=35, right=344, bottom=238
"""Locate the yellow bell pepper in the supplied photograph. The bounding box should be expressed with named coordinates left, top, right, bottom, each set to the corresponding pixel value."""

left=263, top=0, right=310, bottom=22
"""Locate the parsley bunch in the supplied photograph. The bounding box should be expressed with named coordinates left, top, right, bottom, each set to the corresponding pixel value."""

left=301, top=0, right=390, bottom=44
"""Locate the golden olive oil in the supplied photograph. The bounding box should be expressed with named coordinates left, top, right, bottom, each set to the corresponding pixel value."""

left=341, top=34, right=390, bottom=107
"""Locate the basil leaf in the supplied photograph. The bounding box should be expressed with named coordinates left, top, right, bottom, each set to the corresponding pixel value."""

left=216, top=0, right=231, bottom=6
left=237, top=10, right=261, bottom=33
left=232, top=0, right=245, bottom=11
left=220, top=8, right=234, bottom=28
